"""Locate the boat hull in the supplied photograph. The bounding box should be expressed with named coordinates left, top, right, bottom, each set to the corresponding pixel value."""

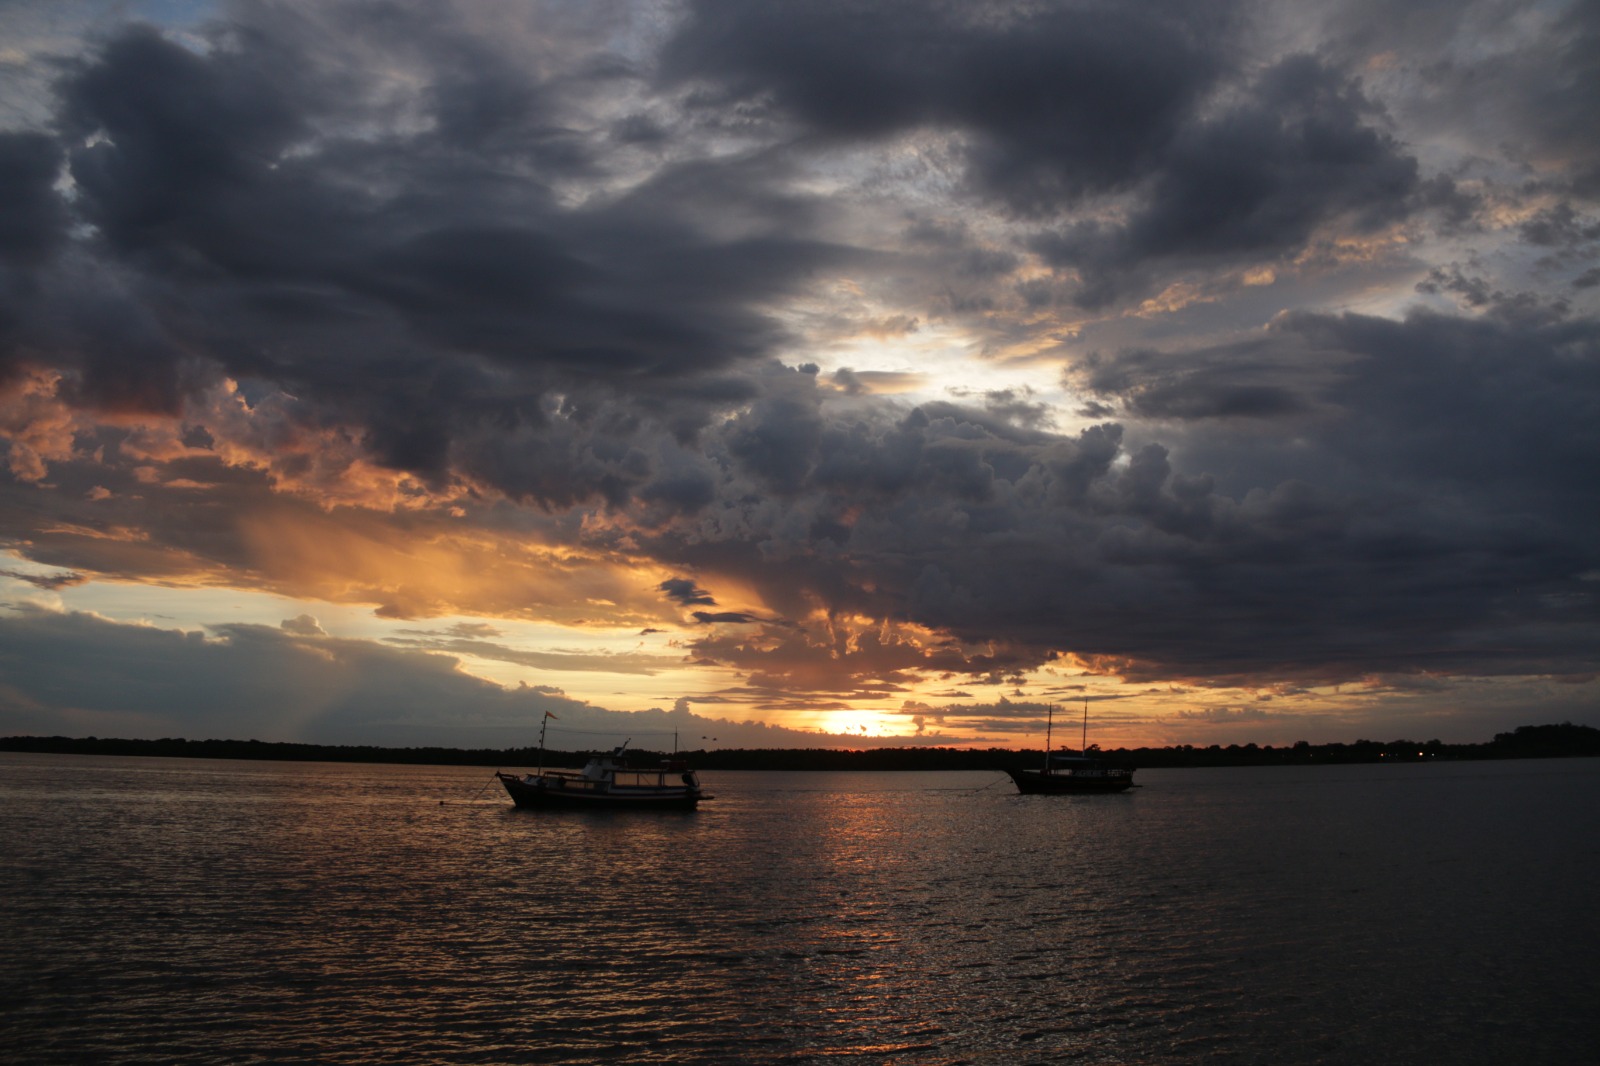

left=1006, top=768, right=1136, bottom=794
left=496, top=772, right=705, bottom=810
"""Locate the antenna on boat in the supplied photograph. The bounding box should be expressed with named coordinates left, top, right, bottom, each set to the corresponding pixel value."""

left=537, top=711, right=551, bottom=774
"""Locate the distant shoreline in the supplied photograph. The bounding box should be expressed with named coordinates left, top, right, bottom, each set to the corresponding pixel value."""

left=3, top=723, right=1597, bottom=770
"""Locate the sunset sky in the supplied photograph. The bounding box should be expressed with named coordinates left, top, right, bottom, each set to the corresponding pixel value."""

left=1, top=0, right=1596, bottom=752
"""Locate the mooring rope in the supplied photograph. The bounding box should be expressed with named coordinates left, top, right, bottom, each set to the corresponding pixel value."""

left=930, top=773, right=1011, bottom=793
left=439, top=772, right=503, bottom=806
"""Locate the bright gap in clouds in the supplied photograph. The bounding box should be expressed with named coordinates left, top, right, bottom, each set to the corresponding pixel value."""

left=5, top=555, right=721, bottom=714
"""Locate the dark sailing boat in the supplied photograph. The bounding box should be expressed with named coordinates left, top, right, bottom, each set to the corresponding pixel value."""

left=1006, top=700, right=1137, bottom=794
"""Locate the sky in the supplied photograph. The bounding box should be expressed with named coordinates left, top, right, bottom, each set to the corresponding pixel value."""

left=1, top=0, right=1596, bottom=752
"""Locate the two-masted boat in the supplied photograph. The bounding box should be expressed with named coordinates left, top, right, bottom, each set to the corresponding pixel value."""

left=496, top=738, right=710, bottom=810
left=1006, top=700, right=1137, bottom=794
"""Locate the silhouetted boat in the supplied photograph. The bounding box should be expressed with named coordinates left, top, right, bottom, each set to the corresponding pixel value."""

left=496, top=738, right=710, bottom=810
left=1007, top=701, right=1137, bottom=794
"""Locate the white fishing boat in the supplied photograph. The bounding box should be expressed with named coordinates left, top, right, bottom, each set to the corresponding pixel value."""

left=496, top=742, right=709, bottom=809
left=495, top=713, right=710, bottom=810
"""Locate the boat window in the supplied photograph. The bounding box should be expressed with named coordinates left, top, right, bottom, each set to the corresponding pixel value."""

left=615, top=771, right=669, bottom=788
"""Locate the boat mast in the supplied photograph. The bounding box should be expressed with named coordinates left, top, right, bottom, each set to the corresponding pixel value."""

left=537, top=711, right=549, bottom=774
left=1081, top=697, right=1089, bottom=756
left=1044, top=704, right=1054, bottom=771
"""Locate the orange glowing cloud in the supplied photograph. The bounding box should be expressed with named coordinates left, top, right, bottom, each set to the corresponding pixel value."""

left=0, top=370, right=700, bottom=627
left=685, top=610, right=1037, bottom=702
left=230, top=502, right=688, bottom=624
left=0, top=368, right=79, bottom=482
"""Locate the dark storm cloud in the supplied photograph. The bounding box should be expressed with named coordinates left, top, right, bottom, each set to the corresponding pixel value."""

left=1034, top=54, right=1419, bottom=307
left=16, top=15, right=852, bottom=496
left=725, top=371, right=829, bottom=495
left=636, top=306, right=1599, bottom=689
left=1518, top=204, right=1600, bottom=249
left=1135, top=53, right=1420, bottom=247
left=690, top=610, right=761, bottom=626
left=0, top=2, right=1501, bottom=525
left=1076, top=335, right=1327, bottom=422
left=1288, top=310, right=1600, bottom=519
left=664, top=3, right=1426, bottom=308
left=0, top=132, right=66, bottom=265
left=1394, top=0, right=1600, bottom=195
left=0, top=131, right=68, bottom=384
left=658, top=578, right=717, bottom=607
left=660, top=0, right=1234, bottom=212
left=1415, top=265, right=1573, bottom=328
left=59, top=24, right=309, bottom=257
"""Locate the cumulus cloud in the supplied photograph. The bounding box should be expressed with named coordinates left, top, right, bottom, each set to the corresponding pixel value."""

left=280, top=614, right=326, bottom=637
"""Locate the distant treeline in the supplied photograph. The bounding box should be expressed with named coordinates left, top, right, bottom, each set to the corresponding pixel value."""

left=3, top=722, right=1598, bottom=769
left=1086, top=722, right=1600, bottom=768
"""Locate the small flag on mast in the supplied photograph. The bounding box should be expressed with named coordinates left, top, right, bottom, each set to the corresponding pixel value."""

left=544, top=711, right=557, bottom=720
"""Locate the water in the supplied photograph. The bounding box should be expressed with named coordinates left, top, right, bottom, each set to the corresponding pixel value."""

left=2, top=755, right=1597, bottom=1064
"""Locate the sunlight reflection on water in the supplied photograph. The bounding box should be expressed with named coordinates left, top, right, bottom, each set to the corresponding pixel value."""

left=2, top=756, right=1597, bottom=1063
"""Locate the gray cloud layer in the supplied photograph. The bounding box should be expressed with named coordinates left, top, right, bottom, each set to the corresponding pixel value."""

left=0, top=604, right=823, bottom=748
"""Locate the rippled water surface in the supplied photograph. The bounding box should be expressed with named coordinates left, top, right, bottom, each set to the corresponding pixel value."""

left=3, top=754, right=1597, bottom=1064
